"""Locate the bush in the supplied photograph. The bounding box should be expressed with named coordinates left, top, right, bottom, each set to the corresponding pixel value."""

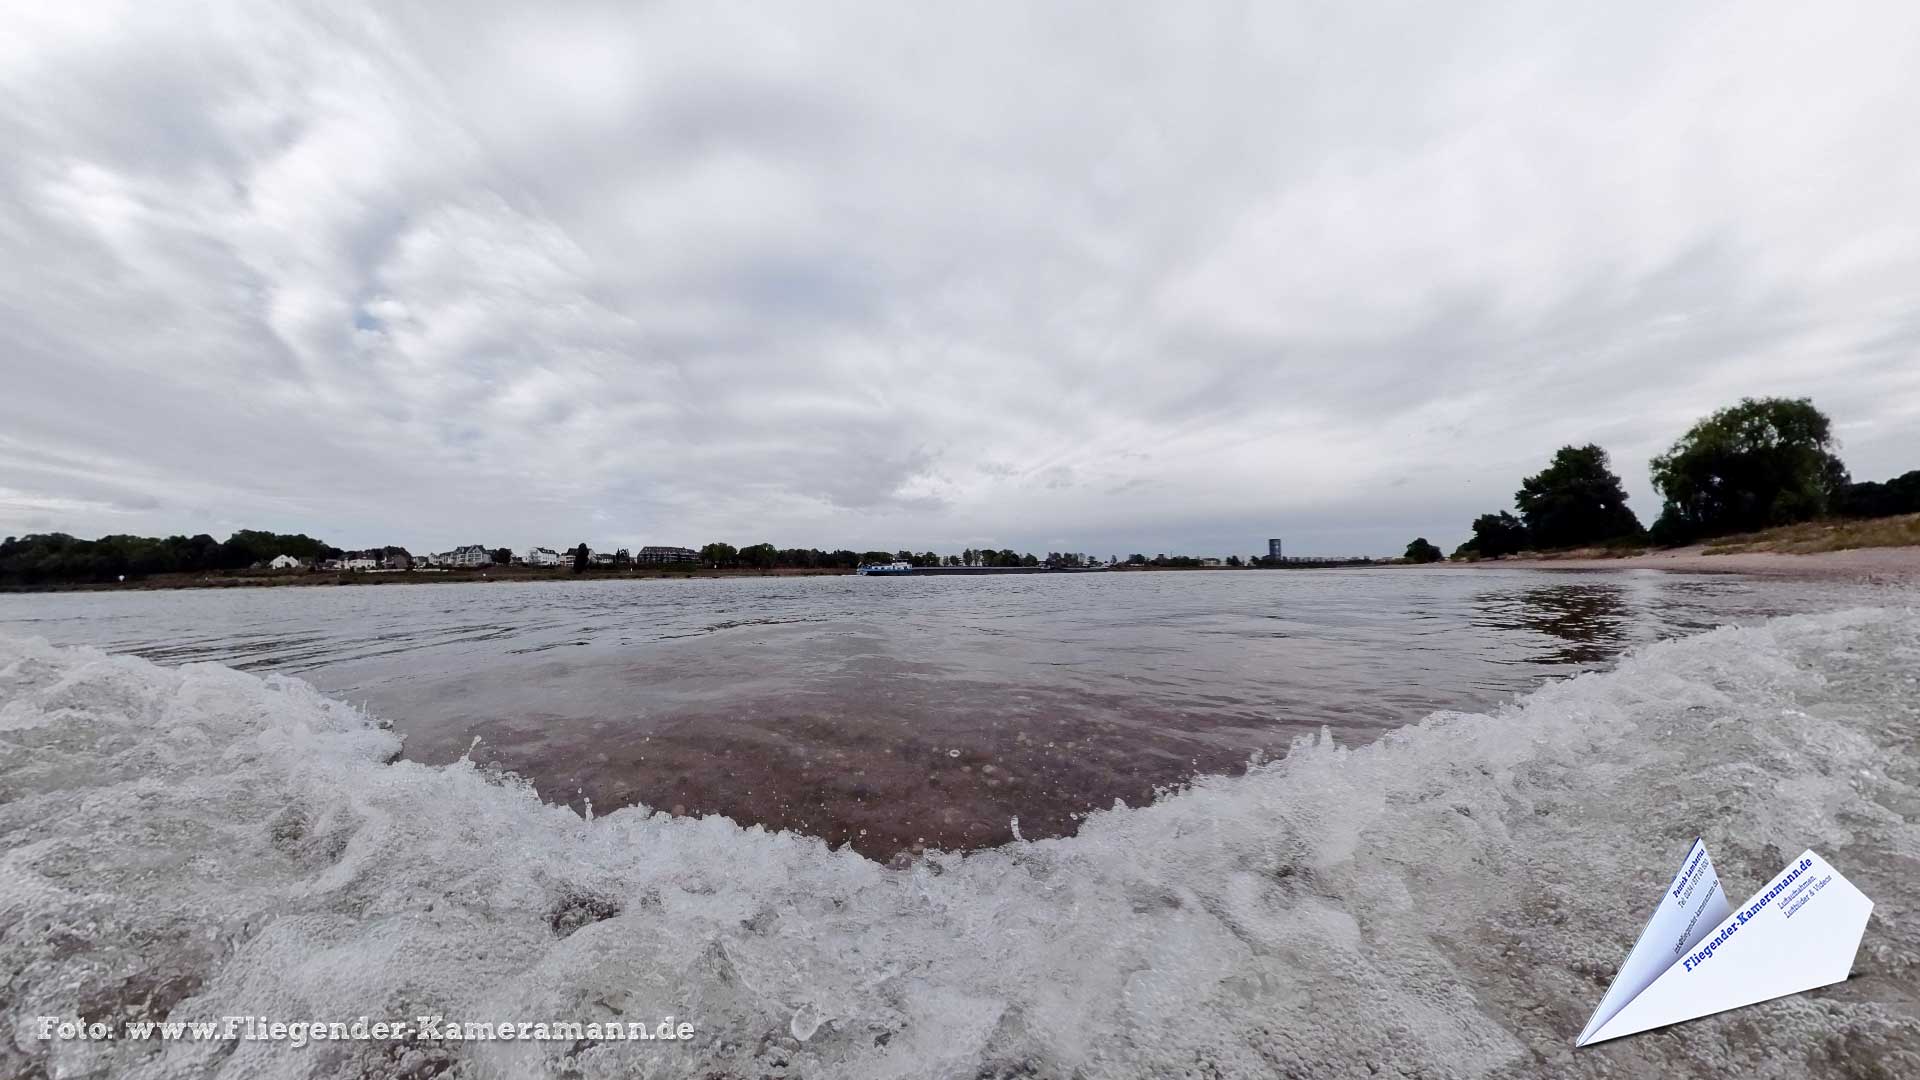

left=1458, top=511, right=1529, bottom=559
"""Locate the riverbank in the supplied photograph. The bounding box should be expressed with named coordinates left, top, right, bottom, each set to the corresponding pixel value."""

left=10, top=532, right=1918, bottom=592
left=0, top=565, right=856, bottom=592
left=0, top=563, right=1347, bottom=592
left=1447, top=514, right=1920, bottom=582
left=1485, top=544, right=1920, bottom=581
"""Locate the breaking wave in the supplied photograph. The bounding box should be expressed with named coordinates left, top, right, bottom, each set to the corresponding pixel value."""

left=3, top=608, right=1918, bottom=1079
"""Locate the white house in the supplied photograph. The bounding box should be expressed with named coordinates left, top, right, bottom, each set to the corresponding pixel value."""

left=446, top=545, right=492, bottom=568
left=525, top=547, right=562, bottom=567
left=344, top=555, right=379, bottom=571
left=268, top=554, right=302, bottom=570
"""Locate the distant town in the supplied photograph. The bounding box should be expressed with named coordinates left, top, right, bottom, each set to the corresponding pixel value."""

left=278, top=539, right=1379, bottom=574
left=0, top=530, right=1390, bottom=590
left=312, top=544, right=706, bottom=572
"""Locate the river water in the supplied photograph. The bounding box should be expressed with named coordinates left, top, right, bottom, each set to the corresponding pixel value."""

left=0, top=567, right=1880, bottom=858
left=3, top=567, right=1916, bottom=1078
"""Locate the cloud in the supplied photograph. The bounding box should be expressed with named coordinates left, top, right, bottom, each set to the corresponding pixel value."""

left=2, top=1, right=1917, bottom=556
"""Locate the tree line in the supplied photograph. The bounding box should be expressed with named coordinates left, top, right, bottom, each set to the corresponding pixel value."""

left=686, top=544, right=1093, bottom=570
left=1424, top=397, right=1920, bottom=562
left=0, top=532, right=1099, bottom=585
left=0, top=530, right=342, bottom=585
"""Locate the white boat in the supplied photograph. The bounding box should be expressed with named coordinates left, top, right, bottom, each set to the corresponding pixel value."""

left=856, top=561, right=915, bottom=576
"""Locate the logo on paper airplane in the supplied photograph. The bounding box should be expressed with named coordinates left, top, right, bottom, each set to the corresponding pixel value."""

left=1577, top=840, right=1874, bottom=1046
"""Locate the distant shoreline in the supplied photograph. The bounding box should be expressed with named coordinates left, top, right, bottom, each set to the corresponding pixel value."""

left=0, top=562, right=1240, bottom=593
left=7, top=544, right=1917, bottom=593
left=0, top=565, right=850, bottom=593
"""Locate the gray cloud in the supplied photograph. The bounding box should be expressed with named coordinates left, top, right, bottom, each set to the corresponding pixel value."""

left=2, top=1, right=1918, bottom=557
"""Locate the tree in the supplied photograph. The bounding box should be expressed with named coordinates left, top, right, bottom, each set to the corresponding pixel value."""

left=1, top=531, right=242, bottom=584
left=1404, top=537, right=1443, bottom=563
left=700, top=542, right=738, bottom=567
left=214, top=529, right=337, bottom=569
left=491, top=547, right=513, bottom=566
left=1833, top=470, right=1920, bottom=519
left=1457, top=511, right=1529, bottom=559
left=571, top=543, right=590, bottom=573
left=1649, top=397, right=1847, bottom=543
left=1514, top=445, right=1644, bottom=549
left=1225, top=554, right=1243, bottom=567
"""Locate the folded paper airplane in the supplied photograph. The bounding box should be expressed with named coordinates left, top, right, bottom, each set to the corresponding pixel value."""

left=1576, top=840, right=1874, bottom=1046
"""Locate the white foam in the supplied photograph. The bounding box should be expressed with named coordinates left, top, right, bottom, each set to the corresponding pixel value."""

left=2, top=607, right=1916, bottom=1078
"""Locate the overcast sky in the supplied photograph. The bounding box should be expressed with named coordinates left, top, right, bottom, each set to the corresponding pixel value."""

left=3, top=2, right=1918, bottom=557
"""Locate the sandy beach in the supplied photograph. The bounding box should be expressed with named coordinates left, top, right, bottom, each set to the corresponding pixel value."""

left=1483, top=544, right=1920, bottom=582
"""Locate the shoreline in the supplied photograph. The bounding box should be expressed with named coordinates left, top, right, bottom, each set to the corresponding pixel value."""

left=1461, top=544, right=1920, bottom=582
left=0, top=563, right=1361, bottom=593
left=6, top=543, right=1919, bottom=592
left=0, top=566, right=854, bottom=593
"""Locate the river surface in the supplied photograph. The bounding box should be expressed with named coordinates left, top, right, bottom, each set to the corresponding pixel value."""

left=5, top=569, right=1919, bottom=1078
left=0, top=567, right=1878, bottom=858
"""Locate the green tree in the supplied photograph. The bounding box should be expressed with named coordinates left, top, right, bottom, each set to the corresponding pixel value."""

left=1649, top=397, right=1847, bottom=543
left=1515, top=445, right=1644, bottom=549
left=1834, top=470, right=1920, bottom=519
left=700, top=542, right=738, bottom=567
left=1457, top=511, right=1529, bottom=559
left=571, top=543, right=590, bottom=573
left=1404, top=537, right=1443, bottom=563
left=216, top=529, right=337, bottom=569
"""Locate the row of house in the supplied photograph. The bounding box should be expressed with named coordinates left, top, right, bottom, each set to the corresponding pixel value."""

left=270, top=543, right=703, bottom=572
left=274, top=551, right=413, bottom=571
